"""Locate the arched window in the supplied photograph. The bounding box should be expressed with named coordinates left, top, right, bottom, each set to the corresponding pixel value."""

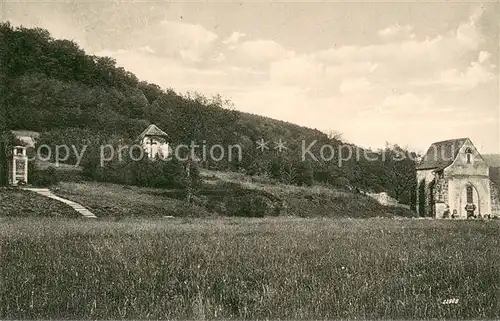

left=465, top=148, right=472, bottom=164
left=466, top=185, right=473, bottom=203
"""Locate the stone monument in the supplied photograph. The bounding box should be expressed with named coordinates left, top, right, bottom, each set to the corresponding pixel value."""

left=9, top=146, right=28, bottom=186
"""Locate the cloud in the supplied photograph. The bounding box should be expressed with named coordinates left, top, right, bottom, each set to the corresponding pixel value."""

left=379, top=93, right=434, bottom=113
left=478, top=50, right=490, bottom=63
left=456, top=6, right=484, bottom=50
left=7, top=12, right=92, bottom=51
left=138, top=46, right=155, bottom=54
left=94, top=48, right=266, bottom=97
left=269, top=54, right=378, bottom=95
left=269, top=55, right=325, bottom=87
left=213, top=52, right=226, bottom=63
left=436, top=61, right=494, bottom=90
left=160, top=20, right=218, bottom=45
left=231, top=39, right=293, bottom=66
left=134, top=19, right=219, bottom=63
left=313, top=7, right=495, bottom=98
left=339, top=78, right=372, bottom=95
left=324, top=62, right=378, bottom=78
left=411, top=49, right=495, bottom=90
left=378, top=23, right=415, bottom=40
left=228, top=6, right=496, bottom=151
left=223, top=31, right=246, bottom=45
left=316, top=8, right=487, bottom=78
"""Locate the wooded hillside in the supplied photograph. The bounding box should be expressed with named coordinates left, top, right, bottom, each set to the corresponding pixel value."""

left=0, top=22, right=417, bottom=205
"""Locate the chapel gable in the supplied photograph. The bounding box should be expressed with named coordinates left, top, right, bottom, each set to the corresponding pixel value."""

left=445, top=139, right=488, bottom=175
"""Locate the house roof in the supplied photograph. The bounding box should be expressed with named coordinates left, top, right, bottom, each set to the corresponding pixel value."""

left=416, top=138, right=468, bottom=171
left=483, top=154, right=500, bottom=167
left=137, top=124, right=168, bottom=140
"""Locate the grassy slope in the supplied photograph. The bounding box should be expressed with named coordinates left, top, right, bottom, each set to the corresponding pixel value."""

left=52, top=181, right=211, bottom=219
left=0, top=188, right=79, bottom=218
left=1, top=217, right=499, bottom=319
left=51, top=169, right=416, bottom=218
left=201, top=169, right=416, bottom=218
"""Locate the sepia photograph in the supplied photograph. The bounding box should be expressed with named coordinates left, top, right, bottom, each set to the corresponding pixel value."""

left=0, top=0, right=499, bottom=319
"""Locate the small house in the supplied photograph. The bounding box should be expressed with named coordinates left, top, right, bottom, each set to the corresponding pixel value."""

left=137, top=124, right=170, bottom=160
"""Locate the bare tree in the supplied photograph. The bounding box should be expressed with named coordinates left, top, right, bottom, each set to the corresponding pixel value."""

left=327, top=130, right=344, bottom=142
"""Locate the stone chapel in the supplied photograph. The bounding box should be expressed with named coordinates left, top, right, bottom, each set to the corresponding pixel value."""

left=416, top=138, right=500, bottom=219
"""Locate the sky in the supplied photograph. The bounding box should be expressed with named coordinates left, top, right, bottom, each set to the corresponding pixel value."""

left=2, top=1, right=499, bottom=154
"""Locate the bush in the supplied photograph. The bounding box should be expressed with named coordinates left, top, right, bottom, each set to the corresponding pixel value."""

left=333, top=176, right=351, bottom=189
left=295, top=161, right=314, bottom=186
left=81, top=146, right=198, bottom=190
left=97, top=158, right=189, bottom=189
left=29, top=165, right=59, bottom=187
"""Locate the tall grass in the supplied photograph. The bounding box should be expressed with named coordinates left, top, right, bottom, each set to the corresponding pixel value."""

left=1, top=217, right=499, bottom=319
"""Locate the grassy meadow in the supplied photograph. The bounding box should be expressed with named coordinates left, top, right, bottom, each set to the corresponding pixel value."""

left=0, top=188, right=79, bottom=218
left=1, top=217, right=500, bottom=319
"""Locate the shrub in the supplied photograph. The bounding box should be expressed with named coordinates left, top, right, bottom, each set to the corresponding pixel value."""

left=29, top=165, right=59, bottom=187
left=268, top=157, right=283, bottom=180
left=81, top=146, right=198, bottom=190
left=295, top=161, right=314, bottom=186
left=333, top=176, right=351, bottom=189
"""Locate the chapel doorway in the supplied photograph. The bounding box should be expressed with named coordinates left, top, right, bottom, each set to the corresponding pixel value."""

left=463, top=184, right=479, bottom=218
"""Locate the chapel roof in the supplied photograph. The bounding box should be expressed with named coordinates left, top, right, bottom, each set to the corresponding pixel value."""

left=11, top=130, right=40, bottom=138
left=10, top=130, right=40, bottom=148
left=416, top=138, right=469, bottom=171
left=137, top=124, right=168, bottom=140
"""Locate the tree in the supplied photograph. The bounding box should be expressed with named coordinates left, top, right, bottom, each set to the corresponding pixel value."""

left=0, top=23, right=9, bottom=185
left=381, top=144, right=417, bottom=204
left=183, top=158, right=202, bottom=204
left=418, top=179, right=426, bottom=216
left=295, top=161, right=314, bottom=186
left=280, top=164, right=297, bottom=185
